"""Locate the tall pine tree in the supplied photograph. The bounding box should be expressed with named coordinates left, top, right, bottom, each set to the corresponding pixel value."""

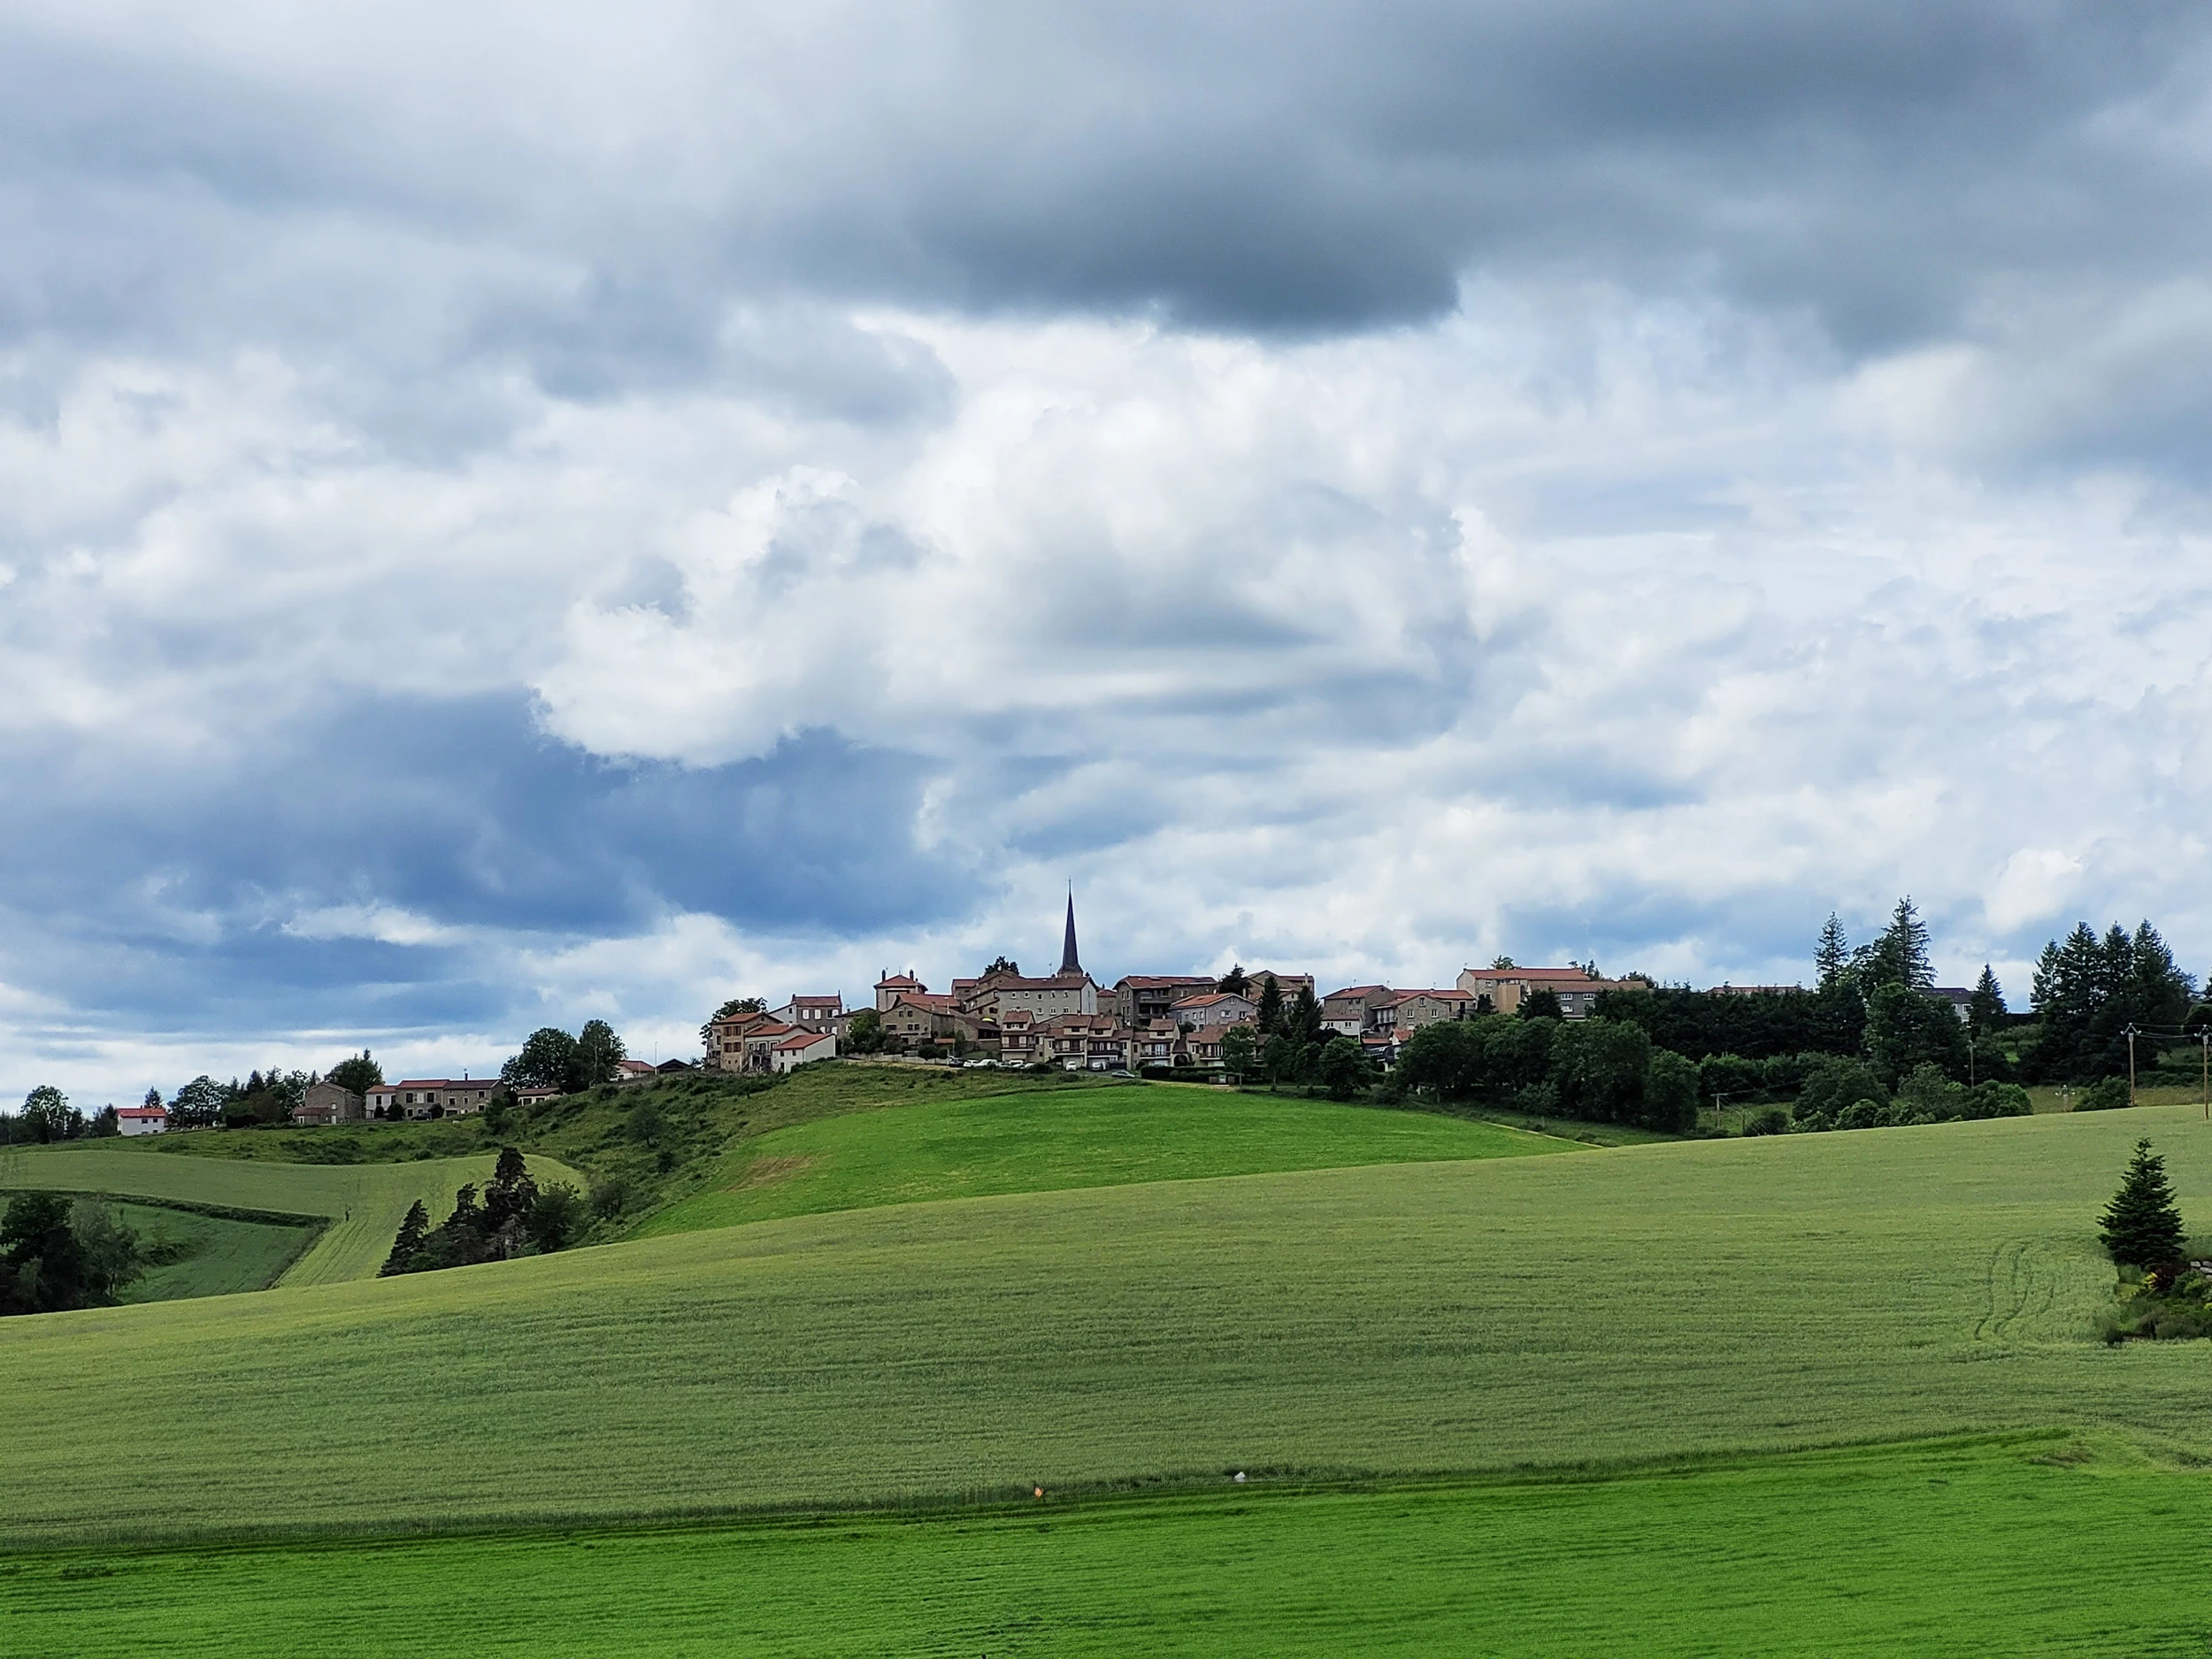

left=1255, top=974, right=1285, bottom=1036
left=2100, top=1139, right=2187, bottom=1267
left=379, top=1201, right=430, bottom=1277
left=1815, top=915, right=1849, bottom=990
left=1968, top=965, right=2006, bottom=1033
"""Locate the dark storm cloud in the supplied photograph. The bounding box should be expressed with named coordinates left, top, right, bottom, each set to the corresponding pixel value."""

left=2, top=2, right=2204, bottom=349
left=0, top=696, right=972, bottom=1032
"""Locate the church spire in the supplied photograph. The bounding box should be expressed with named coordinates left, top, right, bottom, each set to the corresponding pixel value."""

left=1059, top=887, right=1081, bottom=975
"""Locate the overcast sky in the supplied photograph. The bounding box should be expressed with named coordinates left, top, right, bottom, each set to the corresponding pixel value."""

left=6, top=0, right=2212, bottom=1100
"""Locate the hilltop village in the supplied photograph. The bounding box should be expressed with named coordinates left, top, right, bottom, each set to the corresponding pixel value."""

left=706, top=896, right=1659, bottom=1078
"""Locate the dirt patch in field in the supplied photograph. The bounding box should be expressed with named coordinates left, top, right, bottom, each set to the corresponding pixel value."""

left=726, top=1155, right=819, bottom=1191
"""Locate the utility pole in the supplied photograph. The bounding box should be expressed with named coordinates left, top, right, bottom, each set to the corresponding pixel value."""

left=2200, top=1031, right=2208, bottom=1122
left=2125, top=1023, right=2140, bottom=1110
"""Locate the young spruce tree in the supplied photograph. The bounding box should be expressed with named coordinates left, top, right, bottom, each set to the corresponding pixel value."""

left=2100, top=1139, right=2187, bottom=1268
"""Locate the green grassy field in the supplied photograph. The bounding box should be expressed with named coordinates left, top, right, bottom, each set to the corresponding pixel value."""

left=638, top=1082, right=1573, bottom=1235
left=0, top=1142, right=583, bottom=1287
left=5, top=1102, right=2212, bottom=1550
left=104, top=1201, right=321, bottom=1303
left=3, top=1433, right=2200, bottom=1658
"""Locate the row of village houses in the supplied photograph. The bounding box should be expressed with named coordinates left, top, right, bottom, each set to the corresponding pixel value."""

left=703, top=963, right=1649, bottom=1077
left=115, top=952, right=1973, bottom=1133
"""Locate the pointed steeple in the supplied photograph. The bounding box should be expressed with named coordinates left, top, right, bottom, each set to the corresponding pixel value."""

left=1059, top=887, right=1081, bottom=975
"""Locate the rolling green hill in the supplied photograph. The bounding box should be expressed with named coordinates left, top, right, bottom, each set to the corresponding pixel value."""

left=0, top=1142, right=584, bottom=1287
left=4, top=1102, right=2208, bottom=1549
left=637, top=1081, right=1573, bottom=1236
left=106, top=1201, right=323, bottom=1302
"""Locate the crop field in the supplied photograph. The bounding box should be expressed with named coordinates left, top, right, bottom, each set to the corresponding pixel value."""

left=0, top=1142, right=583, bottom=1287
left=3, top=1434, right=2203, bottom=1658
left=104, top=1202, right=321, bottom=1302
left=638, top=1081, right=1572, bottom=1235
left=4, top=1101, right=2212, bottom=1549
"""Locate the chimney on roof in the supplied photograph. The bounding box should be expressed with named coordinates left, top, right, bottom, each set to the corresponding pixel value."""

left=1060, top=887, right=1081, bottom=975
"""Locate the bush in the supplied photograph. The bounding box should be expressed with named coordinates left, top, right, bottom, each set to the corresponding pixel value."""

left=1837, top=1098, right=1884, bottom=1131
left=1800, top=1058, right=1888, bottom=1122
left=2074, top=1077, right=2131, bottom=1112
left=1958, top=1081, right=2031, bottom=1119
left=1743, top=1108, right=1791, bottom=1137
left=589, top=1176, right=633, bottom=1220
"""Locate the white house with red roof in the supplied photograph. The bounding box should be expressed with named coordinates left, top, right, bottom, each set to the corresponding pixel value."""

left=117, top=1102, right=167, bottom=1136
left=769, top=1028, right=837, bottom=1071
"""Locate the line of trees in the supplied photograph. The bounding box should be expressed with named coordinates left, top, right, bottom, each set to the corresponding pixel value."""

left=1391, top=898, right=2054, bottom=1134
left=379, top=1148, right=584, bottom=1275
left=500, top=1020, right=627, bottom=1094
left=2026, top=922, right=2194, bottom=1082
left=0, top=1194, right=150, bottom=1315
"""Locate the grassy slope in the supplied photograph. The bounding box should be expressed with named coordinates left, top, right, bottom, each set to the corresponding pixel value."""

left=6, top=1102, right=2212, bottom=1546
left=638, top=1082, right=1573, bottom=1235
left=5, top=1436, right=2201, bottom=1659
left=135, top=1064, right=1137, bottom=1237
left=105, top=1202, right=319, bottom=1303
left=0, top=1143, right=583, bottom=1287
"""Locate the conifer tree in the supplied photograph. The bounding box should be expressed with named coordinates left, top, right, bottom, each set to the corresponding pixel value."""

left=2100, top=1139, right=2187, bottom=1267
left=379, top=1201, right=430, bottom=1277
left=1255, top=974, right=1284, bottom=1036
left=1968, top=964, right=2006, bottom=1033
left=1815, top=914, right=1849, bottom=989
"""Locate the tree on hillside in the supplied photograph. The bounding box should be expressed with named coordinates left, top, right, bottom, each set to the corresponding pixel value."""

left=170, top=1076, right=227, bottom=1128
left=845, top=1009, right=886, bottom=1054
left=1968, top=966, right=2007, bottom=1034
left=1864, top=983, right=1970, bottom=1085
left=1217, top=964, right=1250, bottom=995
left=328, top=1051, right=384, bottom=1095
left=1491, top=956, right=1517, bottom=970
left=1852, top=896, right=1934, bottom=992
left=1393, top=1021, right=1486, bottom=1100
left=480, top=1147, right=540, bottom=1240
left=1254, top=974, right=1284, bottom=1036
left=1517, top=988, right=1563, bottom=1021
left=1317, top=1035, right=1371, bottom=1100
left=526, top=1183, right=585, bottom=1252
left=985, top=956, right=1018, bottom=977
left=1220, top=1025, right=1257, bottom=1077
left=1815, top=914, right=1850, bottom=990
left=575, top=1020, right=626, bottom=1088
left=0, top=1194, right=143, bottom=1315
left=2100, top=1139, right=2187, bottom=1267
left=20, top=1086, right=68, bottom=1144
left=1643, top=1049, right=1700, bottom=1133
left=1551, top=1019, right=1651, bottom=1125
left=503, top=1027, right=581, bottom=1092
left=380, top=1202, right=430, bottom=1276
left=1286, top=984, right=1324, bottom=1047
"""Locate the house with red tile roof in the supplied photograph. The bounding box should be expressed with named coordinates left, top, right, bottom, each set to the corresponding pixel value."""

left=770, top=1029, right=837, bottom=1071
left=1170, top=990, right=1257, bottom=1029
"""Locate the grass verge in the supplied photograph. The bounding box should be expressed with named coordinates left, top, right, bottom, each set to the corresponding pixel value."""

left=1, top=1434, right=2201, bottom=1657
